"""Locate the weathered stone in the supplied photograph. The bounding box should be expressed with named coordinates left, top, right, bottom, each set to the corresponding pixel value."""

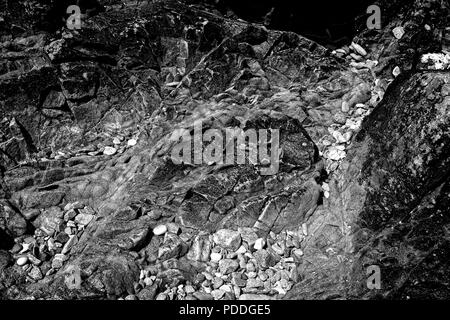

left=351, top=42, right=367, bottom=56
left=64, top=209, right=77, bottom=221
left=213, top=229, right=242, bottom=251
left=74, top=213, right=94, bottom=226
left=37, top=208, right=64, bottom=236
left=193, top=292, right=214, bottom=300
left=218, top=259, right=239, bottom=275
left=254, top=238, right=266, bottom=250
left=137, top=285, right=158, bottom=300
left=28, top=266, right=43, bottom=281
left=158, top=233, right=185, bottom=261
left=211, top=289, right=226, bottom=300
left=153, top=225, right=167, bottom=236
left=187, top=234, right=211, bottom=262
left=253, top=249, right=279, bottom=270
left=210, top=252, right=222, bottom=263
left=246, top=278, right=264, bottom=289
left=62, top=235, right=78, bottom=254
left=64, top=202, right=84, bottom=212
left=238, top=227, right=258, bottom=247
left=392, top=26, right=405, bottom=39
left=51, top=253, right=67, bottom=269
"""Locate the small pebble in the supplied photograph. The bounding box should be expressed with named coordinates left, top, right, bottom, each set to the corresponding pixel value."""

left=351, top=42, right=367, bottom=56
left=153, top=225, right=167, bottom=236
left=393, top=66, right=401, bottom=77
left=392, top=26, right=405, bottom=39
left=17, top=256, right=28, bottom=266
left=246, top=262, right=256, bottom=272
left=302, top=223, right=308, bottom=236
left=210, top=252, right=222, bottom=262
left=144, top=277, right=153, bottom=287
left=349, top=53, right=363, bottom=61
left=341, top=101, right=350, bottom=113
left=235, top=245, right=246, bottom=254
left=103, top=146, right=117, bottom=156
left=253, top=238, right=266, bottom=250
left=127, top=139, right=137, bottom=147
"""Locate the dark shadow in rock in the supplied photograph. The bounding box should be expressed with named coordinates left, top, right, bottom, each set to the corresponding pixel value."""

left=0, top=229, right=14, bottom=250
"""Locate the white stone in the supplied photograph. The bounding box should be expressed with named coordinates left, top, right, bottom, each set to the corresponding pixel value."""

left=365, top=60, right=378, bottom=68
left=393, top=66, right=401, bottom=77
left=302, top=223, right=308, bottom=236
left=64, top=201, right=84, bottom=212
left=420, top=53, right=450, bottom=70
left=327, top=147, right=346, bottom=161
left=235, top=245, right=247, bottom=254
left=47, top=238, right=56, bottom=251
left=17, top=256, right=28, bottom=266
left=19, top=243, right=31, bottom=254
left=345, top=118, right=363, bottom=130
left=233, top=285, right=241, bottom=298
left=67, top=221, right=76, bottom=227
left=322, top=183, right=330, bottom=192
left=74, top=213, right=94, bottom=226
left=185, top=285, right=195, bottom=294
left=144, top=277, right=153, bottom=287
left=271, top=243, right=284, bottom=255
left=113, top=138, right=121, bottom=145
left=332, top=130, right=348, bottom=144
left=283, top=257, right=295, bottom=263
left=213, top=229, right=242, bottom=251
left=103, top=146, right=117, bottom=155
left=64, top=227, right=73, bottom=235
left=219, top=284, right=232, bottom=293
left=351, top=42, right=367, bottom=56
left=210, top=252, right=222, bottom=263
left=127, top=139, right=137, bottom=147
left=392, top=26, right=405, bottom=39
left=253, top=238, right=266, bottom=250
left=343, top=131, right=353, bottom=143
left=324, top=191, right=330, bottom=199
left=292, top=248, right=304, bottom=258
left=153, top=224, right=167, bottom=236
left=341, top=101, right=350, bottom=113
left=350, top=61, right=367, bottom=69
left=273, top=283, right=287, bottom=295
left=211, top=289, right=225, bottom=300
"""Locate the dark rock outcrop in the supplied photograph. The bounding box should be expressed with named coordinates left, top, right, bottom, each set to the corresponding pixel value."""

left=0, top=0, right=449, bottom=300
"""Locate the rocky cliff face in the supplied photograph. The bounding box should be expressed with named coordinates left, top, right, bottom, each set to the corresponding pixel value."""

left=0, top=0, right=449, bottom=300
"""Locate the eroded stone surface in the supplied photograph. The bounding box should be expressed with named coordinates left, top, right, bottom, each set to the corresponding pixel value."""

left=0, top=0, right=449, bottom=300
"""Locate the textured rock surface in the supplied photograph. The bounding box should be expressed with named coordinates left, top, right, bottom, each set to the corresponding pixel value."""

left=0, top=0, right=449, bottom=300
